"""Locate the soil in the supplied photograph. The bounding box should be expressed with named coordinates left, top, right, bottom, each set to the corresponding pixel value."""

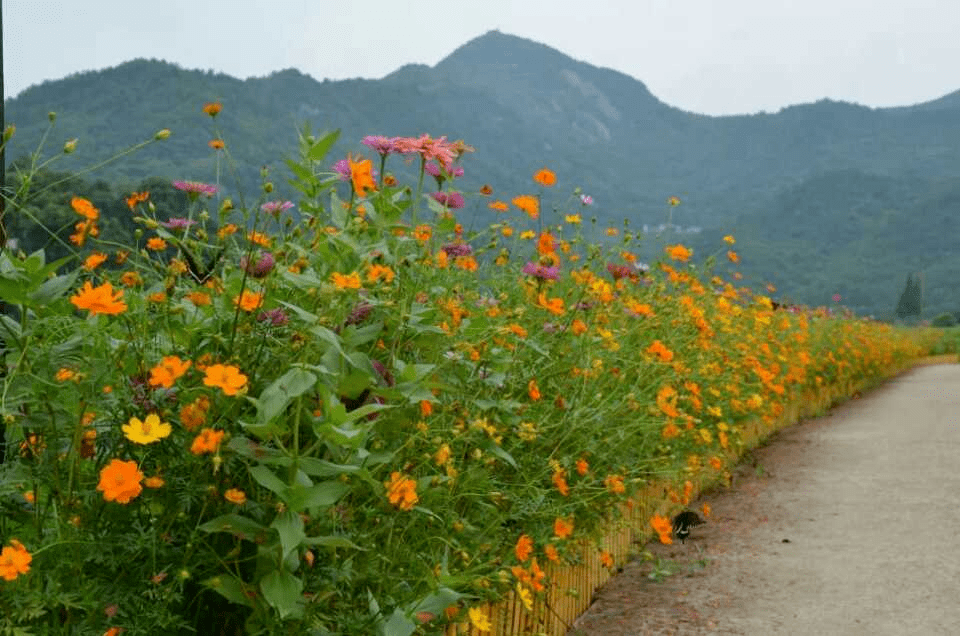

left=568, top=363, right=960, bottom=635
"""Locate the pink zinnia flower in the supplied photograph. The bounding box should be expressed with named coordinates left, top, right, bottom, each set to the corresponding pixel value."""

left=523, top=262, right=560, bottom=280
left=430, top=192, right=465, bottom=209
left=260, top=201, right=294, bottom=215
left=393, top=134, right=458, bottom=170
left=162, top=217, right=196, bottom=230
left=580, top=194, right=593, bottom=206
left=361, top=135, right=396, bottom=156
left=172, top=181, right=218, bottom=197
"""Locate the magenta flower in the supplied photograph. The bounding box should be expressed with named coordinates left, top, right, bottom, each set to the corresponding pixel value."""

left=579, top=194, right=593, bottom=206
left=430, top=192, right=465, bottom=209
left=332, top=159, right=351, bottom=181
left=426, top=162, right=465, bottom=179
left=441, top=242, right=473, bottom=257
left=161, top=217, right=196, bottom=231
left=522, top=262, right=560, bottom=280
left=172, top=181, right=218, bottom=197
left=240, top=252, right=276, bottom=278
left=261, top=201, right=295, bottom=216
left=361, top=136, right=397, bottom=156
left=257, top=307, right=289, bottom=327
left=832, top=294, right=842, bottom=303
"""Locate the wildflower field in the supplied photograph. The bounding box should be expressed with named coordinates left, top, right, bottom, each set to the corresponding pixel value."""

left=0, top=105, right=943, bottom=635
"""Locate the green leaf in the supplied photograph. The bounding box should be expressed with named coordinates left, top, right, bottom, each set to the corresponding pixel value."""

left=307, top=129, right=340, bottom=162
left=249, top=465, right=289, bottom=499
left=379, top=609, right=416, bottom=636
left=30, top=270, right=79, bottom=306
left=485, top=443, right=518, bottom=469
left=302, top=535, right=364, bottom=550
left=271, top=510, right=306, bottom=560
left=284, top=481, right=349, bottom=511
left=202, top=574, right=255, bottom=608
left=410, top=586, right=466, bottom=619
left=198, top=514, right=268, bottom=540
left=257, top=367, right=318, bottom=426
left=259, top=569, right=304, bottom=619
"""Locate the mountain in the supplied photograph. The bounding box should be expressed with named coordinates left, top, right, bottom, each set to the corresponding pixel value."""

left=4, top=30, right=960, bottom=318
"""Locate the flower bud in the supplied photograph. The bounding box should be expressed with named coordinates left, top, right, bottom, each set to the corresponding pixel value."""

left=48, top=111, right=57, bottom=123
left=2, top=125, right=15, bottom=143
left=154, top=128, right=171, bottom=140
left=263, top=182, right=274, bottom=193
left=63, top=138, right=78, bottom=154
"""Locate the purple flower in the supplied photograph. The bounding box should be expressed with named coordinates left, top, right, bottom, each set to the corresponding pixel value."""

left=579, top=194, right=593, bottom=206
left=441, top=242, right=473, bottom=257
left=257, top=307, right=289, bottom=327
left=425, top=162, right=442, bottom=178
left=172, top=180, right=218, bottom=197
left=345, top=302, right=373, bottom=326
left=261, top=201, right=294, bottom=216
left=431, top=192, right=465, bottom=209
left=161, top=217, right=196, bottom=231
left=426, top=162, right=465, bottom=179
left=522, top=262, right=560, bottom=280
left=361, top=135, right=396, bottom=156
left=332, top=159, right=351, bottom=181
left=240, top=251, right=276, bottom=278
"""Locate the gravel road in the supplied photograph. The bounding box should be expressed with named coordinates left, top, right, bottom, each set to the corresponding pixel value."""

left=569, top=362, right=960, bottom=635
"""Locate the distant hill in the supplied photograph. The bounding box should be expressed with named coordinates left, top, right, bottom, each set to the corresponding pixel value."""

left=5, top=30, right=960, bottom=318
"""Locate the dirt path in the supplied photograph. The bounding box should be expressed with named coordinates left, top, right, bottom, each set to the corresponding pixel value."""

left=569, top=363, right=960, bottom=635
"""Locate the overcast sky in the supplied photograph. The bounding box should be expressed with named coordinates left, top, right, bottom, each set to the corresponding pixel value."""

left=5, top=0, right=960, bottom=115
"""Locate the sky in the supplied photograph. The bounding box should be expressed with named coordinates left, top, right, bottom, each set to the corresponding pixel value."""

left=5, top=0, right=960, bottom=115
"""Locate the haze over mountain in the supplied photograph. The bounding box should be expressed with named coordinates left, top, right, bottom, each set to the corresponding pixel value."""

left=5, top=30, right=960, bottom=318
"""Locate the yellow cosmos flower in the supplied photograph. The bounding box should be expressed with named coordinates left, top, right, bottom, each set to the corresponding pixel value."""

left=123, top=414, right=173, bottom=444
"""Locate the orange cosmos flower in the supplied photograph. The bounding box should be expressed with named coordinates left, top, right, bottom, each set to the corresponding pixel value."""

left=218, top=223, right=239, bottom=239
left=97, top=459, right=144, bottom=504
left=709, top=456, right=723, bottom=470
left=246, top=231, right=272, bottom=247
left=119, top=271, right=142, bottom=287
left=83, top=252, right=108, bottom=270
left=552, top=469, right=569, bottom=496
left=646, top=340, right=674, bottom=362
left=71, top=196, right=99, bottom=220
left=366, top=264, right=395, bottom=284
left=70, top=281, right=127, bottom=316
left=702, top=503, right=712, bottom=518
left=349, top=155, right=377, bottom=198
left=511, top=195, right=539, bottom=219
left=667, top=196, right=681, bottom=206
left=604, top=474, right=626, bottom=495
left=202, top=101, right=223, bottom=117
left=723, top=235, right=736, bottom=245
left=419, top=400, right=433, bottom=417
left=536, top=292, right=565, bottom=316
left=727, top=250, right=739, bottom=263
left=233, top=290, right=264, bottom=312
left=331, top=271, right=362, bottom=290
left=575, top=457, right=589, bottom=476
left=126, top=191, right=150, bottom=210
left=527, top=379, right=541, bottom=401
left=544, top=544, right=560, bottom=563
left=0, top=539, right=32, bottom=581
left=55, top=368, right=76, bottom=382
left=665, top=244, right=692, bottom=262
left=224, top=488, right=247, bottom=505
left=650, top=514, right=673, bottom=544
left=146, top=237, right=167, bottom=251
left=488, top=200, right=509, bottom=212
left=190, top=428, right=225, bottom=455
left=480, top=184, right=493, bottom=195
left=385, top=471, right=418, bottom=511
left=553, top=517, right=574, bottom=540
left=537, top=231, right=557, bottom=255
left=149, top=355, right=192, bottom=388
left=533, top=168, right=556, bottom=187
left=515, top=534, right=534, bottom=562
left=144, top=475, right=165, bottom=489
left=180, top=396, right=210, bottom=431
left=600, top=551, right=614, bottom=568
left=203, top=364, right=248, bottom=396
left=208, top=138, right=225, bottom=150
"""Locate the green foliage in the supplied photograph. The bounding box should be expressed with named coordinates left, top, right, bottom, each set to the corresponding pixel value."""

left=931, top=312, right=956, bottom=327
left=0, top=101, right=942, bottom=635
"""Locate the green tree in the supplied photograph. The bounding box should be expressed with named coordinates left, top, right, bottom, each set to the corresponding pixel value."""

left=895, top=273, right=923, bottom=319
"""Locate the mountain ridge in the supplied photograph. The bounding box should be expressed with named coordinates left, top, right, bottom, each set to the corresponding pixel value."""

left=4, top=30, right=960, bottom=318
